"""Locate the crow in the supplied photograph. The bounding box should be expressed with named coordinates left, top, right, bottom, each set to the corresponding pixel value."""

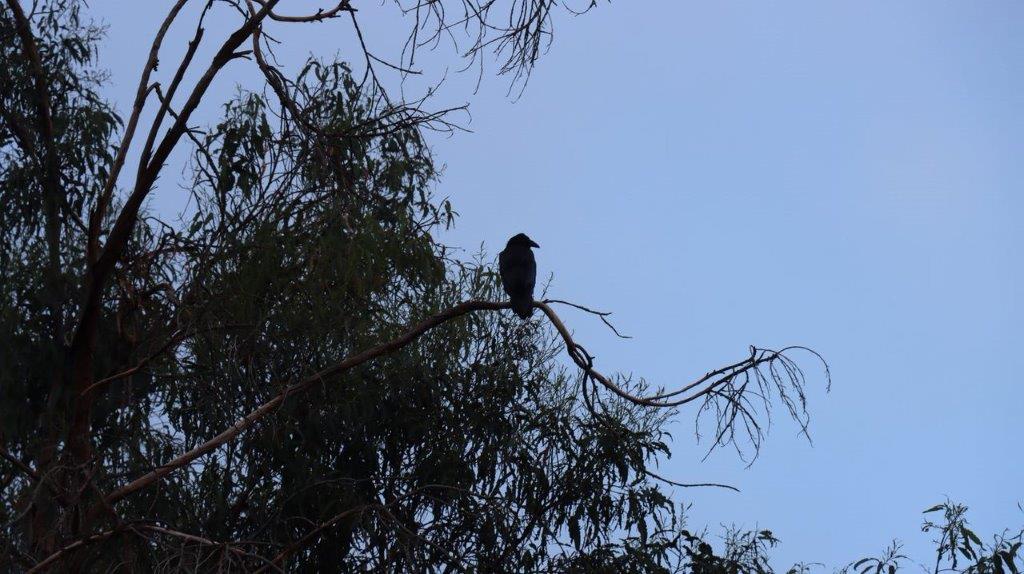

left=499, top=233, right=540, bottom=319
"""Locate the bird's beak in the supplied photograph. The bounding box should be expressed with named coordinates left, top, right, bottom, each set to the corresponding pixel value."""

left=529, top=239, right=540, bottom=248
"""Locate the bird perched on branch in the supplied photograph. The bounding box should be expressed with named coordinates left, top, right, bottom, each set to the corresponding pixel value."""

left=499, top=233, right=540, bottom=319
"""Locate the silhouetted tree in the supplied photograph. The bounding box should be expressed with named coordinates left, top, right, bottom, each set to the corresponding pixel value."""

left=0, top=1, right=833, bottom=571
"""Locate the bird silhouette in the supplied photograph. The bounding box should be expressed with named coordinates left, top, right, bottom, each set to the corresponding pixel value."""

left=499, top=233, right=539, bottom=319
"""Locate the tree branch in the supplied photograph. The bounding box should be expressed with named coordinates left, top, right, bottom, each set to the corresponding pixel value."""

left=135, top=525, right=260, bottom=564
left=77, top=323, right=254, bottom=399
left=103, top=298, right=821, bottom=505
left=73, top=0, right=279, bottom=361
left=537, top=301, right=781, bottom=408
left=543, top=298, right=631, bottom=338
left=135, top=0, right=211, bottom=185
left=644, top=469, right=739, bottom=493
left=250, top=0, right=354, bottom=23
left=65, top=0, right=280, bottom=465
left=89, top=0, right=190, bottom=262
left=0, top=446, right=40, bottom=482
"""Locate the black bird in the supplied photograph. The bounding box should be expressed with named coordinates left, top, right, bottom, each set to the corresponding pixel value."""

left=499, top=233, right=539, bottom=319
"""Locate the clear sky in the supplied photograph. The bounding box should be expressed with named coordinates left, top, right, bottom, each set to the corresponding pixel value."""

left=90, top=0, right=1023, bottom=568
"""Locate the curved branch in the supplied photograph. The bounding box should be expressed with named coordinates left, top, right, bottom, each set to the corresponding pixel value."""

left=135, top=525, right=262, bottom=563
left=539, top=302, right=764, bottom=407
left=246, top=2, right=317, bottom=135
left=104, top=299, right=824, bottom=505
left=543, top=298, right=631, bottom=339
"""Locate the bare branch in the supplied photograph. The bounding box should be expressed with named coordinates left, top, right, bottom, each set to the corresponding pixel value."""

left=250, top=0, right=354, bottom=23
left=135, top=2, right=210, bottom=186
left=540, top=301, right=743, bottom=407
left=24, top=522, right=267, bottom=573
left=543, top=298, right=631, bottom=338
left=245, top=3, right=315, bottom=134
left=101, top=298, right=825, bottom=505
left=89, top=0, right=190, bottom=262
left=644, top=469, right=739, bottom=493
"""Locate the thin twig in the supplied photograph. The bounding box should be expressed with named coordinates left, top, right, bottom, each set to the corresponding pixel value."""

left=78, top=323, right=254, bottom=398
left=645, top=469, right=739, bottom=493
left=543, top=298, right=631, bottom=338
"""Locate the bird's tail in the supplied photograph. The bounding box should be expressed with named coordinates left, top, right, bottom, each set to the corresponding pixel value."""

left=511, top=296, right=534, bottom=319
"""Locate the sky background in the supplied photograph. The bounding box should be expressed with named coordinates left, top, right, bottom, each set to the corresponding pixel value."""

left=88, top=0, right=1023, bottom=568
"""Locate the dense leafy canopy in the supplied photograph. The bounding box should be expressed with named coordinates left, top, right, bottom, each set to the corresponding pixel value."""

left=0, top=1, right=1017, bottom=573
left=0, top=3, right=691, bottom=569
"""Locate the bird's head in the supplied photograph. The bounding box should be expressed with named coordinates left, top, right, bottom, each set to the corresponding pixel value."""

left=507, top=233, right=540, bottom=249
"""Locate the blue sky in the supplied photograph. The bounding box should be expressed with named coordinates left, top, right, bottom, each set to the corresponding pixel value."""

left=91, top=0, right=1023, bottom=567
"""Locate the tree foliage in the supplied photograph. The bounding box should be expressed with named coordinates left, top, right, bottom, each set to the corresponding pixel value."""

left=11, top=1, right=1006, bottom=573
left=0, top=1, right=748, bottom=569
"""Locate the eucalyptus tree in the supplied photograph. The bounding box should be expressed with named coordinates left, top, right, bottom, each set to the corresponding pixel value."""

left=0, top=0, right=824, bottom=570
